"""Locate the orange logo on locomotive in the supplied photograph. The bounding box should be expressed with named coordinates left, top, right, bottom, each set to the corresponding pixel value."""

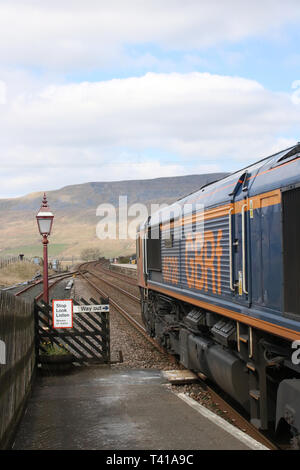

left=162, top=257, right=179, bottom=285
left=185, top=230, right=223, bottom=294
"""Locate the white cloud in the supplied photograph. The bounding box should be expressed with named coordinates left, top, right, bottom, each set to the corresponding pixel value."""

left=0, top=81, right=6, bottom=104
left=292, top=80, right=300, bottom=105
left=0, top=2, right=299, bottom=198
left=0, top=71, right=299, bottom=197
left=0, top=1, right=299, bottom=70
left=2, top=72, right=299, bottom=151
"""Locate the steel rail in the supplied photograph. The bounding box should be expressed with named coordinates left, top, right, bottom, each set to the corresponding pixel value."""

left=87, top=267, right=140, bottom=303
left=78, top=266, right=176, bottom=360
left=196, top=375, right=278, bottom=450
left=34, top=273, right=75, bottom=301
left=94, top=262, right=138, bottom=287
left=15, top=271, right=77, bottom=298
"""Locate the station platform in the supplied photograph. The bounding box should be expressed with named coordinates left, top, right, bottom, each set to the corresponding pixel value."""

left=111, top=263, right=137, bottom=269
left=12, top=367, right=265, bottom=450
left=110, top=263, right=137, bottom=279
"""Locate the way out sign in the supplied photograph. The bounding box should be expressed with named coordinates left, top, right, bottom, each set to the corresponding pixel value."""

left=52, top=299, right=73, bottom=328
left=73, top=304, right=109, bottom=313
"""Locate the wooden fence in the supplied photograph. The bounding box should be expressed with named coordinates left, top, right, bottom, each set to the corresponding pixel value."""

left=0, top=256, right=32, bottom=269
left=35, top=297, right=110, bottom=366
left=0, top=291, right=35, bottom=449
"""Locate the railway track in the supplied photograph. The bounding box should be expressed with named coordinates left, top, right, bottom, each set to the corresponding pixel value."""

left=197, top=377, right=278, bottom=449
left=87, top=267, right=140, bottom=303
left=78, top=262, right=174, bottom=359
left=93, top=261, right=138, bottom=287
left=13, top=271, right=77, bottom=301
left=78, top=260, right=281, bottom=450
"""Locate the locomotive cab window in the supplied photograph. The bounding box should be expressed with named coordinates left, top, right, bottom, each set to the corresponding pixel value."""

left=147, top=225, right=162, bottom=271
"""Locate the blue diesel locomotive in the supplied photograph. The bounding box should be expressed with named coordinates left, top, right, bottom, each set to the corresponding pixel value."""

left=137, top=143, right=300, bottom=443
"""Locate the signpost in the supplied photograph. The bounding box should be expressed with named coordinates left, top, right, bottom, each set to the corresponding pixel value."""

left=73, top=304, right=109, bottom=313
left=52, top=300, right=109, bottom=328
left=52, top=299, right=73, bottom=329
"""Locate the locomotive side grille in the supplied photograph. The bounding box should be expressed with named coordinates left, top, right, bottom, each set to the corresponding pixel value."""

left=161, top=224, right=181, bottom=285
left=282, top=187, right=300, bottom=319
left=181, top=214, right=231, bottom=296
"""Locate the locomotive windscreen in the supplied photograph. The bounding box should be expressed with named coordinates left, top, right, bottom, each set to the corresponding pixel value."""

left=282, top=186, right=300, bottom=319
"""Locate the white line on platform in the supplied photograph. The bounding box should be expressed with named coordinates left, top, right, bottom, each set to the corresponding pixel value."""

left=176, top=392, right=269, bottom=451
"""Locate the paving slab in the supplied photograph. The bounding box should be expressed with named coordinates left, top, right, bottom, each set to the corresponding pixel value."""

left=13, top=367, right=255, bottom=450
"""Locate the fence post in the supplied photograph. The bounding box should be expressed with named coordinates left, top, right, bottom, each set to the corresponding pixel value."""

left=100, top=297, right=110, bottom=364
left=33, top=300, right=40, bottom=366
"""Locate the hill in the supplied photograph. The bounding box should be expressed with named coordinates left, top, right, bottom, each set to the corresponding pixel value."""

left=0, top=173, right=228, bottom=259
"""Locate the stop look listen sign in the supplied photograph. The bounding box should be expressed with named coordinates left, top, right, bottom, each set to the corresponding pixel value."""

left=52, top=299, right=73, bottom=328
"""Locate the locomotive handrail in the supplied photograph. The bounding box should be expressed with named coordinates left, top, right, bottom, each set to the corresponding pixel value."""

left=242, top=203, right=248, bottom=295
left=228, top=207, right=235, bottom=291
left=142, top=233, right=146, bottom=274
left=143, top=234, right=148, bottom=274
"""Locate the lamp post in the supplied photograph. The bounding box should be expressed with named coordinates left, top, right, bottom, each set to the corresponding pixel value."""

left=36, top=193, right=54, bottom=304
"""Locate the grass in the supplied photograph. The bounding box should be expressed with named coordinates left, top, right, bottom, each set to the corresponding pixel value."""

left=0, top=215, right=136, bottom=260
left=41, top=343, right=70, bottom=356
left=1, top=244, right=69, bottom=257
left=0, top=261, right=41, bottom=287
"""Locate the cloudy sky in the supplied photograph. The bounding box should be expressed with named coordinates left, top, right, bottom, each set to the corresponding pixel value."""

left=1, top=0, right=300, bottom=198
